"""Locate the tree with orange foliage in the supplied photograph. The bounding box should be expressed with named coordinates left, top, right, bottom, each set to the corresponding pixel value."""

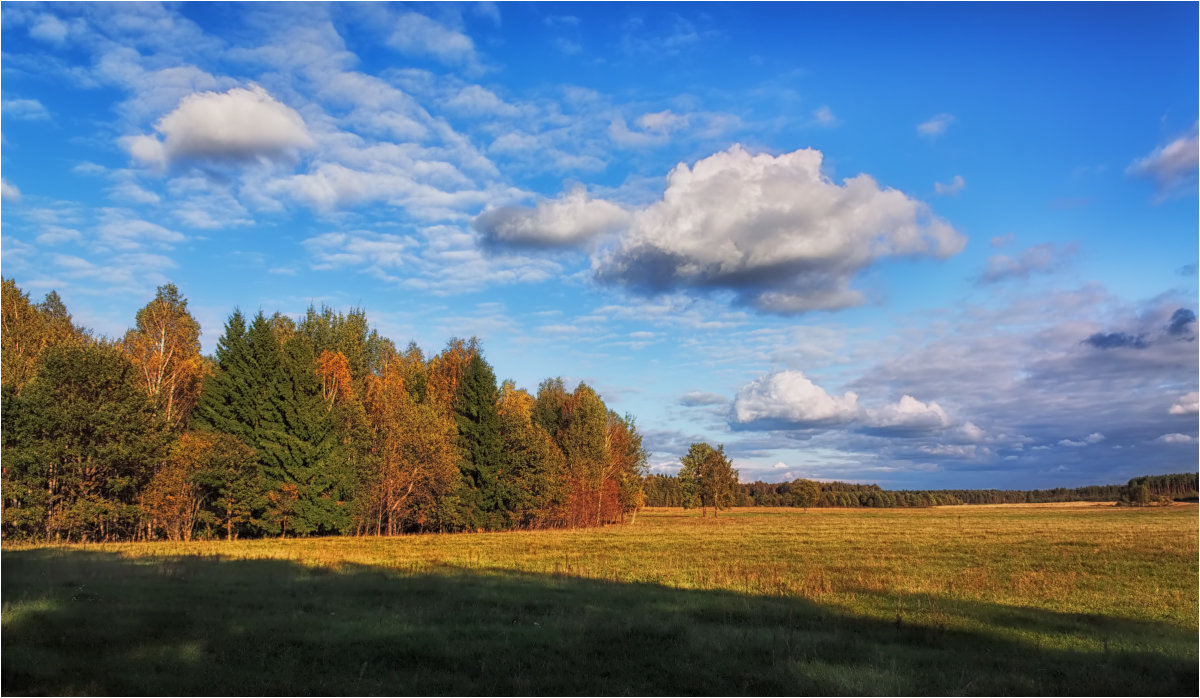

left=359, top=355, right=458, bottom=535
left=142, top=431, right=258, bottom=540
left=425, top=337, right=479, bottom=408
left=1, top=279, right=86, bottom=394
left=122, top=284, right=205, bottom=428
left=315, top=349, right=354, bottom=408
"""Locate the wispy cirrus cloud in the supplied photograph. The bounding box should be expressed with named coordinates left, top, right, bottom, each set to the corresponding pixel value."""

left=1127, top=122, right=1198, bottom=199
left=918, top=113, right=955, bottom=137
left=979, top=242, right=1076, bottom=284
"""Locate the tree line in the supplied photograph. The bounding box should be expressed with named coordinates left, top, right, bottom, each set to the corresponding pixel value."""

left=643, top=472, right=1198, bottom=510
left=1, top=280, right=647, bottom=542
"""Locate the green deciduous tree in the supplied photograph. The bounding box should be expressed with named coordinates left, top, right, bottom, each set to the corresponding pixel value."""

left=679, top=443, right=739, bottom=517
left=2, top=343, right=170, bottom=541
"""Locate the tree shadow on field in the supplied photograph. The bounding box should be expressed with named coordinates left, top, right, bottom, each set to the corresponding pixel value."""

left=2, top=549, right=1195, bottom=696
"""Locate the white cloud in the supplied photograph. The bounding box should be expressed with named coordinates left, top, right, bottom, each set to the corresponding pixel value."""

left=474, top=185, right=630, bottom=248
left=96, top=209, right=185, bottom=250
left=36, top=226, right=83, bottom=245
left=109, top=181, right=161, bottom=205
left=680, top=391, right=728, bottom=407
left=934, top=174, right=965, bottom=196
left=445, top=85, right=519, bottom=117
left=637, top=110, right=688, bottom=133
left=29, top=13, right=68, bottom=43
left=595, top=144, right=966, bottom=313
left=732, top=370, right=860, bottom=426
left=303, top=231, right=416, bottom=272
left=1169, top=391, right=1199, bottom=415
left=959, top=421, right=986, bottom=443
left=267, top=161, right=495, bottom=219
left=865, top=395, right=950, bottom=432
left=1, top=179, right=21, bottom=202
left=1156, top=433, right=1195, bottom=444
left=2, top=98, right=50, bottom=120
left=918, top=113, right=955, bottom=137
left=124, top=85, right=314, bottom=169
left=388, top=12, right=477, bottom=67
left=812, top=105, right=838, bottom=127
left=980, top=242, right=1075, bottom=284
left=1058, top=432, right=1106, bottom=447
left=609, top=118, right=668, bottom=148
left=1127, top=122, right=1199, bottom=198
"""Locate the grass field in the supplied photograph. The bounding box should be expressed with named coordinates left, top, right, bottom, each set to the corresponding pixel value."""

left=3, top=504, right=1197, bottom=695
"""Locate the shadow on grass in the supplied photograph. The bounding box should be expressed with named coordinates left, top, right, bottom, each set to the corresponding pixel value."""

left=2, top=549, right=1194, bottom=696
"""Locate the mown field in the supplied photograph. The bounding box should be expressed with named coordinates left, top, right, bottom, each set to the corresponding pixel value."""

left=3, top=504, right=1197, bottom=695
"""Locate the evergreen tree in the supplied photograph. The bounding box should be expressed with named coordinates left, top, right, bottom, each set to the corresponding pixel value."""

left=450, top=353, right=503, bottom=530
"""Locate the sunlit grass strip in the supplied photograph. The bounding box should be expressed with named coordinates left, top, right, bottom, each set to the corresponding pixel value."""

left=4, top=504, right=1196, bottom=695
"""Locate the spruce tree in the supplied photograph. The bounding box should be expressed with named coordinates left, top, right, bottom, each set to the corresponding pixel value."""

left=451, top=353, right=503, bottom=530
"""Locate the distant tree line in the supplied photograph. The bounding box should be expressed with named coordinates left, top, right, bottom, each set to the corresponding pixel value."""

left=1115, top=473, right=1198, bottom=506
left=1, top=280, right=647, bottom=542
left=644, top=472, right=1198, bottom=509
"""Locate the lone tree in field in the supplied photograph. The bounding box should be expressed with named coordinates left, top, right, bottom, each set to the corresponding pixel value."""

left=679, top=442, right=739, bottom=517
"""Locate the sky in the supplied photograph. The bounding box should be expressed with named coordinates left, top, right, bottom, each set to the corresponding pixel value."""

left=2, top=2, right=1197, bottom=490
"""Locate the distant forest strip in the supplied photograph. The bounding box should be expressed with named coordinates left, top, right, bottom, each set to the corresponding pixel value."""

left=643, top=472, right=1199, bottom=509
left=2, top=280, right=647, bottom=543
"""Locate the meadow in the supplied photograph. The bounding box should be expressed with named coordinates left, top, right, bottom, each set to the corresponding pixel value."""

left=3, top=504, right=1197, bottom=695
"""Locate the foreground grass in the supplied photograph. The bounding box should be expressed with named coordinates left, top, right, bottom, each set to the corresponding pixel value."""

left=3, top=504, right=1196, bottom=695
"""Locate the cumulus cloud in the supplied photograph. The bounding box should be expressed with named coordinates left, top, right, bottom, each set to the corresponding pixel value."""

left=864, top=395, right=950, bottom=434
left=29, top=13, right=68, bottom=42
left=474, top=186, right=630, bottom=248
left=595, top=145, right=966, bottom=313
left=980, top=242, right=1075, bottom=284
left=1127, top=122, right=1198, bottom=198
left=918, top=113, right=955, bottom=137
left=123, top=85, right=314, bottom=170
left=732, top=370, right=860, bottom=427
left=1169, top=391, right=1198, bottom=415
left=1, top=179, right=21, bottom=202
left=1156, top=433, right=1195, bottom=444
left=934, top=174, right=965, bottom=196
left=389, top=12, right=477, bottom=66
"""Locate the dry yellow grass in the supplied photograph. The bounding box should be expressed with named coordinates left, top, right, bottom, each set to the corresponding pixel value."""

left=4, top=503, right=1196, bottom=695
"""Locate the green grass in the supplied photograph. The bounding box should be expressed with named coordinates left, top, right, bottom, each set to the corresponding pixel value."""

left=3, top=504, right=1197, bottom=695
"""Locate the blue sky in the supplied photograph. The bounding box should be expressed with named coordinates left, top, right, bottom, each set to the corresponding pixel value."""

left=2, top=2, right=1197, bottom=489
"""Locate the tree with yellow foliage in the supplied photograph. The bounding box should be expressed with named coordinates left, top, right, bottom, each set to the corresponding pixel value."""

left=122, top=284, right=205, bottom=428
